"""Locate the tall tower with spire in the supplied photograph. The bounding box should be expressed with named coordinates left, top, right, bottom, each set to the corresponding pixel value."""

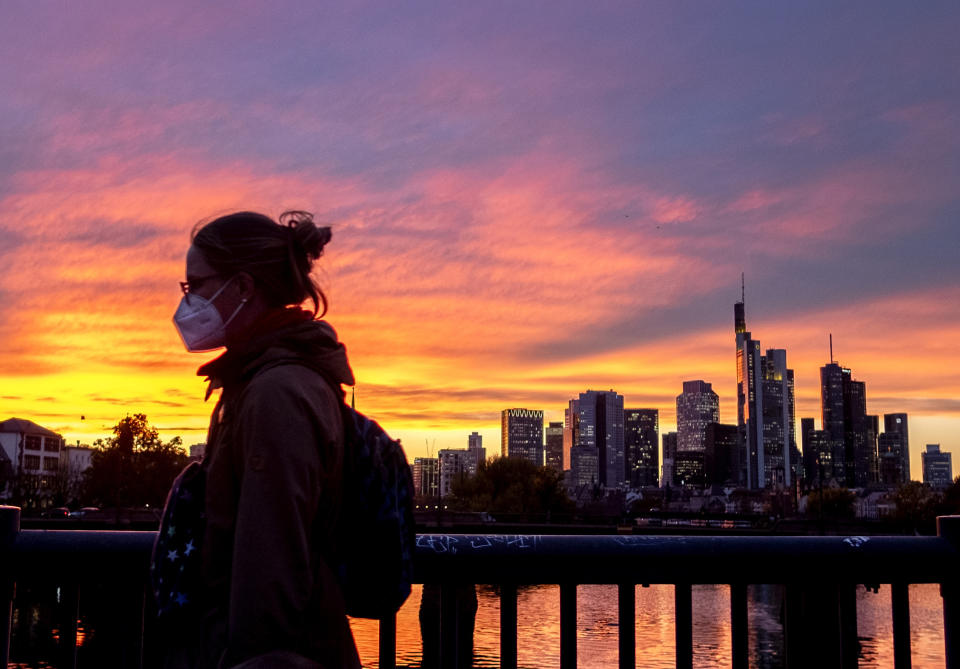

left=735, top=277, right=797, bottom=489
left=735, top=277, right=763, bottom=488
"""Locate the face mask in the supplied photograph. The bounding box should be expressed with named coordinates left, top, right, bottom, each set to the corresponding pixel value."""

left=172, top=277, right=247, bottom=352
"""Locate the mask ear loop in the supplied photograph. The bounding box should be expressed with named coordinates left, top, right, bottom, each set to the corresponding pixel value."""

left=222, top=296, right=248, bottom=329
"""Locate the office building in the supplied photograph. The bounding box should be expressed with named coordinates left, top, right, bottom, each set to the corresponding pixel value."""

left=545, top=422, right=564, bottom=473
left=821, top=359, right=875, bottom=488
left=563, top=399, right=580, bottom=472
left=468, top=431, right=483, bottom=451
left=705, top=422, right=739, bottom=485
left=801, top=417, right=834, bottom=487
left=501, top=408, right=544, bottom=466
left=676, top=381, right=719, bottom=484
left=576, top=390, right=625, bottom=488
left=884, top=414, right=910, bottom=482
left=878, top=432, right=907, bottom=485
left=438, top=449, right=469, bottom=498
left=413, top=457, right=439, bottom=498
left=922, top=445, right=953, bottom=489
left=661, top=432, right=677, bottom=488
left=570, top=443, right=599, bottom=488
left=761, top=350, right=797, bottom=487
left=734, top=294, right=798, bottom=489
left=625, top=409, right=658, bottom=487
left=467, top=432, right=486, bottom=473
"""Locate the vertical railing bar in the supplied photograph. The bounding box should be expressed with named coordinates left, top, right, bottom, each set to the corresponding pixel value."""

left=500, top=583, right=518, bottom=669
left=128, top=576, right=146, bottom=669
left=618, top=583, right=635, bottom=669
left=379, top=613, right=397, bottom=669
left=839, top=583, right=859, bottom=669
left=57, top=581, right=80, bottom=669
left=940, top=515, right=960, bottom=669
left=730, top=583, right=748, bottom=669
left=891, top=582, right=911, bottom=669
left=0, top=506, right=20, bottom=669
left=675, top=582, right=693, bottom=669
left=560, top=583, right=577, bottom=669
left=440, top=583, right=459, bottom=668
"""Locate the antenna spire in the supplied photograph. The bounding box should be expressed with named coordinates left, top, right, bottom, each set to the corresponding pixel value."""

left=741, top=272, right=745, bottom=303
left=829, top=333, right=834, bottom=364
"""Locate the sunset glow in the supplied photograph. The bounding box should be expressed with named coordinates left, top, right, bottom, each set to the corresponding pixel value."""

left=1, top=3, right=958, bottom=479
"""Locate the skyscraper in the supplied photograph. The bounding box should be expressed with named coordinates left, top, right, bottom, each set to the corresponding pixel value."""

left=878, top=432, right=907, bottom=485
left=820, top=359, right=875, bottom=487
left=661, top=432, right=677, bottom=488
left=625, top=409, right=659, bottom=487
left=545, top=421, right=564, bottom=473
left=735, top=294, right=796, bottom=488
left=705, top=422, right=739, bottom=485
left=761, top=349, right=797, bottom=487
left=577, top=390, right=625, bottom=488
left=800, top=418, right=834, bottom=487
left=563, top=399, right=580, bottom=472
left=735, top=295, right=763, bottom=488
left=884, top=413, right=910, bottom=482
left=676, top=381, right=719, bottom=485
left=922, top=444, right=952, bottom=489
left=501, top=408, right=544, bottom=466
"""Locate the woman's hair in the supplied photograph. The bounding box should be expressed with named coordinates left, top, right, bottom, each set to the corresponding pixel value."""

left=191, top=210, right=331, bottom=316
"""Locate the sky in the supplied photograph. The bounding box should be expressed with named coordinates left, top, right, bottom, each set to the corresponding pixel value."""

left=1, top=2, right=958, bottom=478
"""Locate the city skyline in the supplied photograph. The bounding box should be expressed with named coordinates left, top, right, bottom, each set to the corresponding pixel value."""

left=1, top=3, right=958, bottom=478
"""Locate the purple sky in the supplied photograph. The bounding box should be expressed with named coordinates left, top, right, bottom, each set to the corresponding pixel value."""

left=1, top=2, right=958, bottom=468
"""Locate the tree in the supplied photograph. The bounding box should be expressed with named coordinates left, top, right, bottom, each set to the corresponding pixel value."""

left=805, top=487, right=856, bottom=520
left=449, top=456, right=574, bottom=517
left=82, top=414, right=189, bottom=509
left=892, top=481, right=942, bottom=534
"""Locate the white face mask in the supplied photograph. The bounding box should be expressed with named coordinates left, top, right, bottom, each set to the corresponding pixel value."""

left=172, top=277, right=247, bottom=352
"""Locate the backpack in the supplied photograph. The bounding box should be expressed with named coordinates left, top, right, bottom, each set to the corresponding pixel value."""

left=151, top=460, right=206, bottom=625
left=150, top=391, right=416, bottom=624
left=334, top=403, right=416, bottom=619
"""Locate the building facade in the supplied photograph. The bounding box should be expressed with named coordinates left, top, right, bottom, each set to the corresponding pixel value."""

left=821, top=361, right=875, bottom=488
left=438, top=449, right=468, bottom=498
left=412, top=457, right=439, bottom=498
left=661, top=432, right=677, bottom=488
left=501, top=408, right=544, bottom=466
left=563, top=399, right=580, bottom=472
left=576, top=390, right=625, bottom=488
left=705, top=422, right=739, bottom=485
left=624, top=409, right=658, bottom=487
left=676, top=381, right=719, bottom=485
left=0, top=418, right=66, bottom=484
left=883, top=413, right=910, bottom=482
left=922, top=444, right=952, bottom=489
left=545, top=422, right=564, bottom=474
left=734, top=298, right=797, bottom=489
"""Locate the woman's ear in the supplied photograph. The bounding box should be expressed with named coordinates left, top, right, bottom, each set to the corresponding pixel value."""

left=234, top=272, right=257, bottom=302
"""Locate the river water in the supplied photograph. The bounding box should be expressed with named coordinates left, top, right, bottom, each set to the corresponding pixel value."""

left=349, top=583, right=947, bottom=668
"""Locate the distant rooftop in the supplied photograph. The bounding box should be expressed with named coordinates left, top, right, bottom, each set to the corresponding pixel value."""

left=0, top=418, right=63, bottom=439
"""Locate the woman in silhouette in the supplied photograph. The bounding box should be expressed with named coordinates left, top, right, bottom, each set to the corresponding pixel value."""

left=163, top=211, right=361, bottom=669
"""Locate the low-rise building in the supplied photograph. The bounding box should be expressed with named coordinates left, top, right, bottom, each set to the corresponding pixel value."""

left=0, top=418, right=65, bottom=480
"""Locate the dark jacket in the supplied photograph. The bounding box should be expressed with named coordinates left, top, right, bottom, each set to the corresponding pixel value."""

left=183, top=319, right=362, bottom=669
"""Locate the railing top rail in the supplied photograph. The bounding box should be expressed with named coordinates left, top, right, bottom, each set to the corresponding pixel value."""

left=7, top=530, right=958, bottom=585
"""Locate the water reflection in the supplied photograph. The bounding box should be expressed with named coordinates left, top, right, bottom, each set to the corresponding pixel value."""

left=4, top=580, right=947, bottom=667
left=350, top=583, right=946, bottom=669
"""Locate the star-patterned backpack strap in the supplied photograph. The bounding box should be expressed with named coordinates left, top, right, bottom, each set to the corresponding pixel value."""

left=150, top=460, right=206, bottom=626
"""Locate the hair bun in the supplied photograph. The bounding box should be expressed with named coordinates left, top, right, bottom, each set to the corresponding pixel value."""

left=280, top=210, right=332, bottom=261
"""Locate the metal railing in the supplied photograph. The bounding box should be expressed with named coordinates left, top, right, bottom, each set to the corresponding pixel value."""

left=2, top=506, right=959, bottom=668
